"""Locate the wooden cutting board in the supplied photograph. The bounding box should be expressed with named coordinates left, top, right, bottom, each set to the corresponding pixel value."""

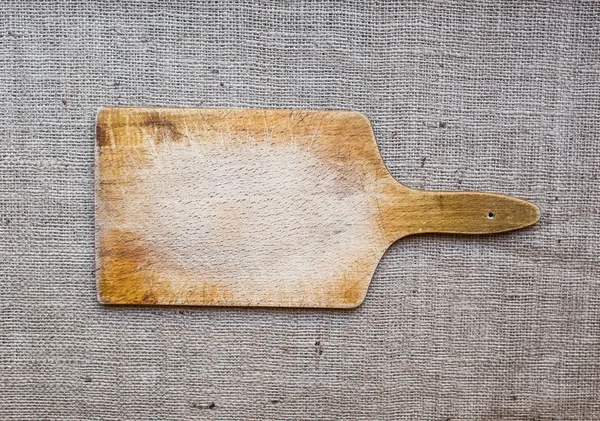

left=95, top=107, right=539, bottom=308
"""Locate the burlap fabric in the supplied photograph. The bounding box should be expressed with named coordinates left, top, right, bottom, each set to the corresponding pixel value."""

left=1, top=1, right=599, bottom=420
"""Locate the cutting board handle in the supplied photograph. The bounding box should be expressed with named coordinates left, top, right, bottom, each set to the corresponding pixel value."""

left=380, top=186, right=540, bottom=241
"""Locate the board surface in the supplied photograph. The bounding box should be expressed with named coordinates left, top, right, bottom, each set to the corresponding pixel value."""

left=96, top=107, right=539, bottom=307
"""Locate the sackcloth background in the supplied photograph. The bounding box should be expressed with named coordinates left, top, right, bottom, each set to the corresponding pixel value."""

left=1, top=1, right=599, bottom=420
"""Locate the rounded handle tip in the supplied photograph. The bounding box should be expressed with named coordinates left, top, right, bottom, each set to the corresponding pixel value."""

left=474, top=193, right=540, bottom=233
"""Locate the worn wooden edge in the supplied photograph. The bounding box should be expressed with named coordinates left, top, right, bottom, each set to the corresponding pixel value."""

left=95, top=108, right=106, bottom=306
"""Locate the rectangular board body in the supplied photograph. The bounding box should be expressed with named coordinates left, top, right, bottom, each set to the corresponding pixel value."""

left=95, top=107, right=390, bottom=308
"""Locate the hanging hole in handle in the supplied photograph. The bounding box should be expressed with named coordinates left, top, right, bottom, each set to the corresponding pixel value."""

left=487, top=212, right=496, bottom=219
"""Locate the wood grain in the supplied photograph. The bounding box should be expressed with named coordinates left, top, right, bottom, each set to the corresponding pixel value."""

left=95, top=107, right=539, bottom=308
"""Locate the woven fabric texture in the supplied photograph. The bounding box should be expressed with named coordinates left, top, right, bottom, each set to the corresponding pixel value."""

left=1, top=1, right=599, bottom=420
